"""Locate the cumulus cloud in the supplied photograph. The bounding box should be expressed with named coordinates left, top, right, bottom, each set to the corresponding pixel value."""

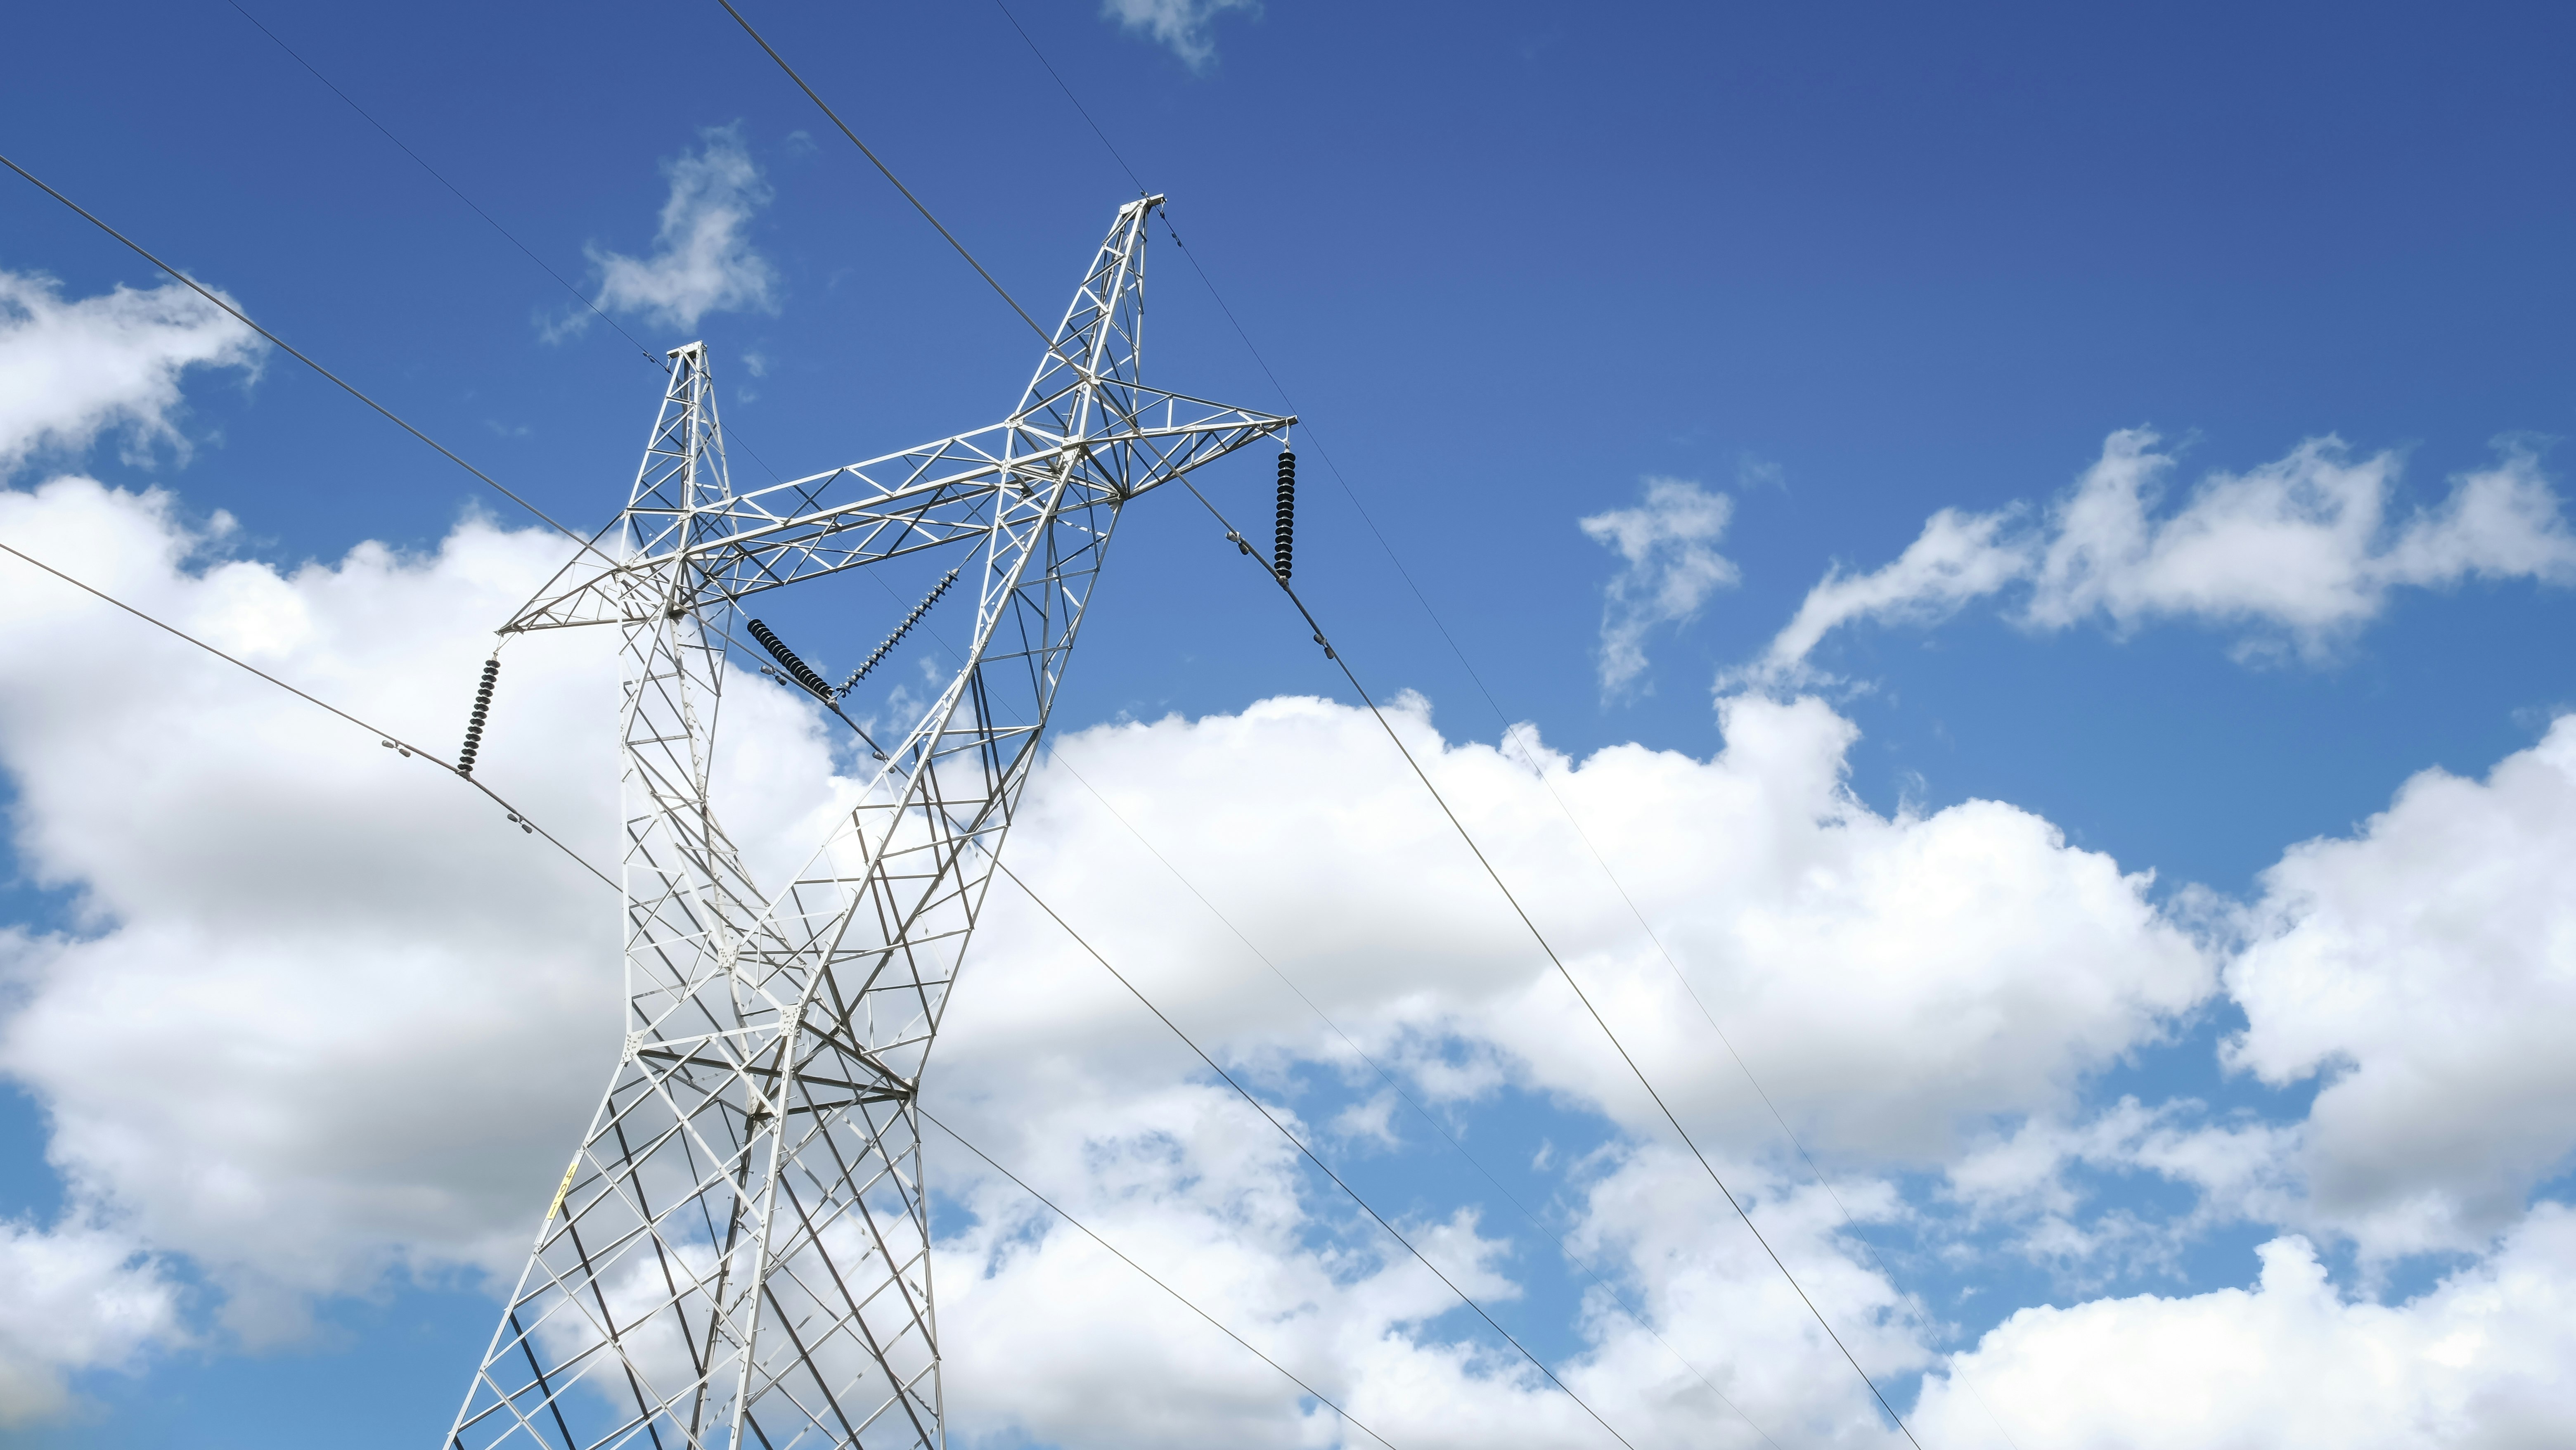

left=0, top=1219, right=181, bottom=1425
left=1741, top=430, right=2576, bottom=687
left=0, top=328, right=2568, bottom=1442
left=1914, top=1209, right=2576, bottom=1448
left=1944, top=1099, right=2300, bottom=1279
left=1579, top=477, right=1741, bottom=699
left=0, top=268, right=262, bottom=473
left=0, top=474, right=2224, bottom=1428
left=571, top=124, right=779, bottom=337
left=1101, top=0, right=1259, bottom=69
left=2226, top=714, right=2576, bottom=1260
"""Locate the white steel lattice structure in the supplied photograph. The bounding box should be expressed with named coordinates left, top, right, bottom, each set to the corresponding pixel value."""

left=450, top=195, right=1290, bottom=1450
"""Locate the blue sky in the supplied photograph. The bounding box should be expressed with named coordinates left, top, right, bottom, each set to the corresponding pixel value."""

left=2, top=2, right=2574, bottom=1447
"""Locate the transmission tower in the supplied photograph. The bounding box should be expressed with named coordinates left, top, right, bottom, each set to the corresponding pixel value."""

left=449, top=195, right=1290, bottom=1450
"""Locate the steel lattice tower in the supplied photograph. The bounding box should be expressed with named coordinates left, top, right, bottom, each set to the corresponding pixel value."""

left=450, top=196, right=1290, bottom=1450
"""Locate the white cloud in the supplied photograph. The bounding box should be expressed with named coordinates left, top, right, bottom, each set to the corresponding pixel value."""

left=1101, top=0, right=1259, bottom=69
left=1943, top=1099, right=2300, bottom=1279
left=0, top=471, right=2215, bottom=1424
left=1579, top=477, right=1741, bottom=698
left=1913, top=1208, right=2576, bottom=1448
left=0, top=1219, right=181, bottom=1425
left=574, top=124, right=779, bottom=336
left=1741, top=506, right=2025, bottom=689
left=2225, top=714, right=2576, bottom=1260
left=0, top=268, right=262, bottom=474
left=1745, top=431, right=2576, bottom=685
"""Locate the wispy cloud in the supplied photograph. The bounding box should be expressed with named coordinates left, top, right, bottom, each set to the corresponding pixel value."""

left=0, top=269, right=262, bottom=474
left=560, top=124, right=779, bottom=339
left=1579, top=476, right=1740, bottom=699
left=1101, top=0, right=1258, bottom=70
left=1738, top=429, right=2576, bottom=688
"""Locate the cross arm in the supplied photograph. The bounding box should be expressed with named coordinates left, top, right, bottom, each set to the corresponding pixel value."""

left=500, top=389, right=1290, bottom=632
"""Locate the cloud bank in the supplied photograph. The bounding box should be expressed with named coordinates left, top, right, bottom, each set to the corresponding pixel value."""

left=0, top=298, right=2570, bottom=1442
left=1743, top=430, right=2576, bottom=687
left=2, top=473, right=2570, bottom=1442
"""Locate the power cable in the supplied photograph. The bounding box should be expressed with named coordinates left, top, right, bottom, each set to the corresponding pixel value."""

left=18, top=34, right=1827, bottom=1437
left=0, top=533, right=1447, bottom=1449
left=0, top=151, right=611, bottom=567
left=0, top=540, right=1468, bottom=1446
left=918, top=1106, right=1404, bottom=1450
left=1158, top=216, right=2023, bottom=1447
left=220, top=0, right=669, bottom=375
left=990, top=858, right=1639, bottom=1450
left=1177, top=479, right=1927, bottom=1448
left=988, top=0, right=1151, bottom=199
left=967, top=22, right=2019, bottom=1437
left=1032, top=739, right=1791, bottom=1450
left=710, top=0, right=1065, bottom=361
left=0, top=539, right=609, bottom=891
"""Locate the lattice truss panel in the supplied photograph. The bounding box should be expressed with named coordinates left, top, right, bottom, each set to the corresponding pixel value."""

left=449, top=197, right=1290, bottom=1450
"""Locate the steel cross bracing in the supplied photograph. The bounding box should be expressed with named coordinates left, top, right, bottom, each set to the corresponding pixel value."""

left=448, top=195, right=1290, bottom=1450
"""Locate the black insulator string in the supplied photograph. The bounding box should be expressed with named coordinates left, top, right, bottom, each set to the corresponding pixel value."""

left=918, top=1106, right=1404, bottom=1450
left=990, top=859, right=1639, bottom=1450
left=0, top=152, right=612, bottom=569
left=1273, top=449, right=1296, bottom=580
left=747, top=619, right=836, bottom=702
left=0, top=540, right=609, bottom=891
left=1177, top=479, right=1930, bottom=1449
left=458, top=657, right=500, bottom=776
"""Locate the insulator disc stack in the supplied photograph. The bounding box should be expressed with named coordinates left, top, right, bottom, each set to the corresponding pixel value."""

left=748, top=619, right=836, bottom=702
left=458, top=657, right=500, bottom=776
left=1274, top=450, right=1296, bottom=580
left=842, top=566, right=961, bottom=693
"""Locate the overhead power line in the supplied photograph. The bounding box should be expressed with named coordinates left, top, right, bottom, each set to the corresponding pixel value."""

left=0, top=536, right=1439, bottom=1445
left=0, top=539, right=608, bottom=890
left=0, top=152, right=610, bottom=566
left=970, top=19, right=2028, bottom=1443
left=720, top=4, right=1916, bottom=1437
left=711, top=0, right=1064, bottom=358
left=919, top=1105, right=1403, bottom=1450
left=992, top=859, right=1638, bottom=1450
left=221, top=0, right=668, bottom=374
left=1032, top=738, right=1791, bottom=1449
left=1179, top=479, right=1929, bottom=1448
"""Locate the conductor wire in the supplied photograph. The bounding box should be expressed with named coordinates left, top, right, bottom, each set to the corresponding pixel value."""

left=0, top=539, right=612, bottom=892
left=713, top=0, right=1064, bottom=361
left=1178, top=479, right=1929, bottom=1449
left=0, top=152, right=611, bottom=568
left=220, top=0, right=668, bottom=374
left=992, top=858, right=1639, bottom=1450
left=919, top=1107, right=1404, bottom=1450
